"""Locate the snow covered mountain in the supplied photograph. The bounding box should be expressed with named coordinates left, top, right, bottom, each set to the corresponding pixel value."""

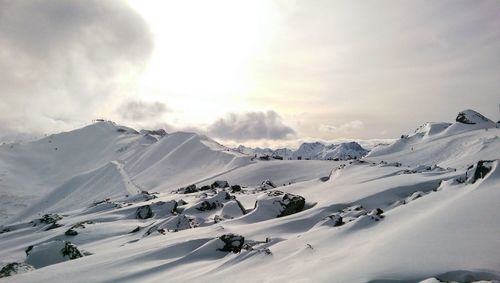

left=1, top=110, right=499, bottom=282
left=234, top=141, right=368, bottom=160
left=0, top=121, right=250, bottom=224
left=291, top=141, right=368, bottom=160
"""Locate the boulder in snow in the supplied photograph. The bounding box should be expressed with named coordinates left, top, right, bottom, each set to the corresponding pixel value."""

left=255, top=191, right=306, bottom=218
left=0, top=262, right=35, bottom=278
left=211, top=180, right=229, bottom=189
left=260, top=180, right=276, bottom=190
left=193, top=191, right=232, bottom=212
left=230, top=185, right=242, bottom=193
left=136, top=205, right=154, bottom=219
left=178, top=184, right=198, bottom=194
left=471, top=160, right=494, bottom=184
left=217, top=234, right=245, bottom=253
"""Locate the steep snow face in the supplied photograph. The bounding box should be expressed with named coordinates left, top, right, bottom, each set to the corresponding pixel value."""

left=367, top=110, right=500, bottom=168
left=0, top=121, right=148, bottom=224
left=123, top=132, right=251, bottom=190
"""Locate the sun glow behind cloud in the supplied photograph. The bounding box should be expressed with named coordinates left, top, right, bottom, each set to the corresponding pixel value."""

left=127, top=0, right=279, bottom=125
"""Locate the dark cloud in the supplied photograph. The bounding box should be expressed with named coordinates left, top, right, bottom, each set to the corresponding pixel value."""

left=0, top=0, right=153, bottom=134
left=118, top=100, right=168, bottom=121
left=208, top=111, right=296, bottom=141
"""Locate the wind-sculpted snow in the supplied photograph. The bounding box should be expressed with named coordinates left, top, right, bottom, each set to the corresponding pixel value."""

left=0, top=111, right=499, bottom=282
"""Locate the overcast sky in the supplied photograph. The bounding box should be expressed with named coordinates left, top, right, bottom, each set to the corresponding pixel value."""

left=1, top=0, right=499, bottom=147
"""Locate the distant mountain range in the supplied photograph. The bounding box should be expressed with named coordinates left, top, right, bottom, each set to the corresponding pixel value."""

left=234, top=141, right=369, bottom=160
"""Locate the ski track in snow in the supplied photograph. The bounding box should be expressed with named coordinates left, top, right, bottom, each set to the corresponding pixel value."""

left=111, top=160, right=142, bottom=195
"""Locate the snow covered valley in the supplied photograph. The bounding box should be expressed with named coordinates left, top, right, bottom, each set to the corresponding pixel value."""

left=0, top=110, right=499, bottom=282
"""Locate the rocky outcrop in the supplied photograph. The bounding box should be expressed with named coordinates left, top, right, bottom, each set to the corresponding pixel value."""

left=136, top=205, right=153, bottom=219
left=456, top=109, right=492, bottom=124
left=317, top=205, right=384, bottom=228
left=472, top=160, right=494, bottom=183
left=255, top=191, right=306, bottom=218
left=217, top=234, right=245, bottom=253
left=0, top=262, right=35, bottom=278
left=211, top=180, right=229, bottom=189
left=194, top=191, right=232, bottom=212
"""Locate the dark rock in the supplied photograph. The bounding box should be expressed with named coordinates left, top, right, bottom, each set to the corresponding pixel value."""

left=456, top=110, right=490, bottom=124
left=278, top=193, right=305, bottom=217
left=218, top=234, right=245, bottom=253
left=65, top=229, right=78, bottom=236
left=261, top=180, right=276, bottom=188
left=129, top=226, right=140, bottom=233
left=196, top=201, right=218, bottom=211
left=179, top=184, right=198, bottom=194
left=472, top=160, right=494, bottom=183
left=328, top=214, right=344, bottom=227
left=32, top=214, right=62, bottom=226
left=25, top=245, right=33, bottom=256
left=199, top=185, right=211, bottom=191
left=61, top=241, right=84, bottom=259
left=372, top=208, right=384, bottom=216
left=0, top=263, right=35, bottom=278
left=136, top=205, right=154, bottom=219
left=211, top=180, right=229, bottom=189
left=230, top=185, right=242, bottom=193
left=257, top=190, right=306, bottom=217
left=368, top=208, right=384, bottom=221
left=141, top=129, right=167, bottom=136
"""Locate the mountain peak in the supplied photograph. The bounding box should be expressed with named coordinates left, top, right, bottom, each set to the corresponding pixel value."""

left=456, top=109, right=493, bottom=125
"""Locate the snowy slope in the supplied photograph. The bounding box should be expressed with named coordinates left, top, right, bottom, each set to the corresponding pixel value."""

left=0, top=121, right=148, bottom=223
left=0, top=122, right=250, bottom=225
left=1, top=110, right=499, bottom=282
left=366, top=109, right=500, bottom=168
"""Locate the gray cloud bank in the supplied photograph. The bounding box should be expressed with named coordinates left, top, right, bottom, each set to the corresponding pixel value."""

left=118, top=100, right=168, bottom=121
left=207, top=111, right=296, bottom=141
left=0, top=0, right=153, bottom=135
